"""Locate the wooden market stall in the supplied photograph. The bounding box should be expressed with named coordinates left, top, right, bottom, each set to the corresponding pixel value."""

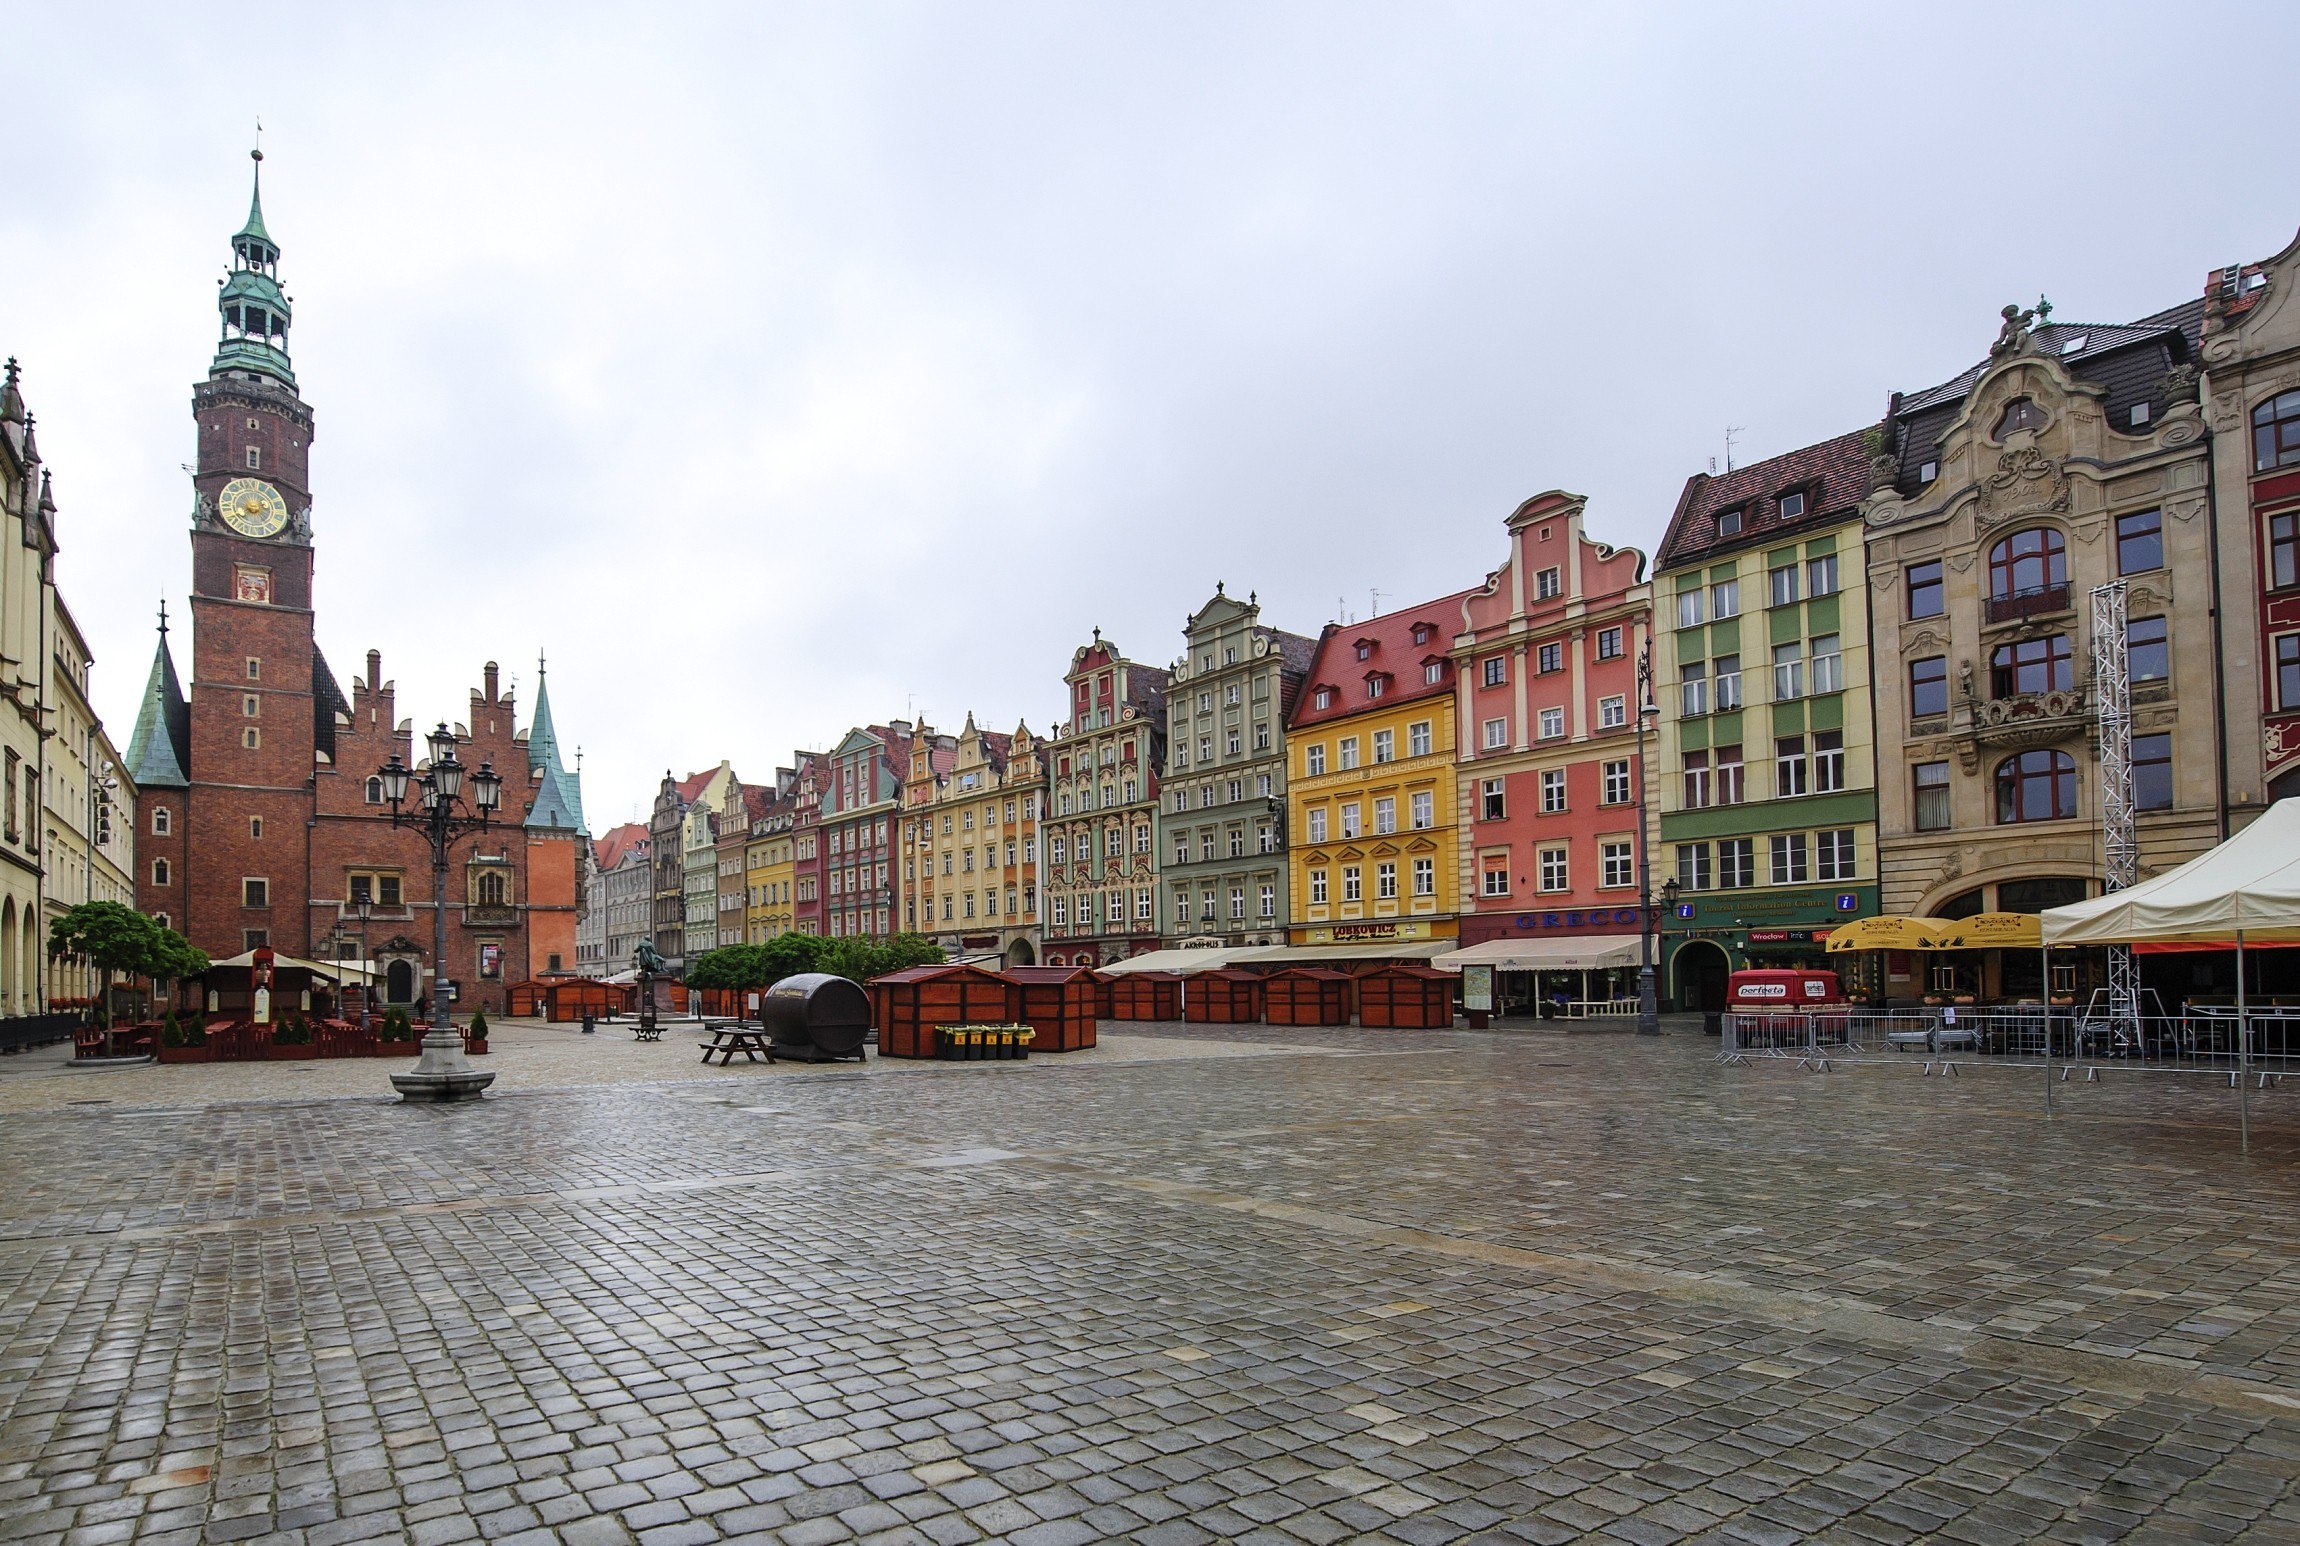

left=1356, top=965, right=1457, bottom=1028
left=1002, top=965, right=1100, bottom=1052
left=1183, top=968, right=1264, bottom=1024
left=509, top=978, right=637, bottom=1023
left=1261, top=968, right=1352, bottom=1026
left=1106, top=970, right=1182, bottom=1021
left=870, top=963, right=1015, bottom=1058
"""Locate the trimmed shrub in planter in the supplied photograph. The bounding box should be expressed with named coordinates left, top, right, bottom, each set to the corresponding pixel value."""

left=270, top=1015, right=318, bottom=1059
left=464, top=1009, right=489, bottom=1056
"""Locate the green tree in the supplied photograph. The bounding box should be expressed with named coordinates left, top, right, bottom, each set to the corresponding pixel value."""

left=47, top=902, right=209, bottom=1025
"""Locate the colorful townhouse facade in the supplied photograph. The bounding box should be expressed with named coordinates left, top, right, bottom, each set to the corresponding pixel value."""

left=1444, top=493, right=1654, bottom=1003
left=790, top=750, right=824, bottom=937
left=1863, top=301, right=2225, bottom=999
left=906, top=715, right=1043, bottom=965
left=1042, top=632, right=1168, bottom=967
left=743, top=769, right=796, bottom=942
left=1654, top=442, right=1880, bottom=1010
left=1287, top=594, right=1472, bottom=958
left=821, top=722, right=914, bottom=941
left=2199, top=233, right=2300, bottom=818
left=1157, top=586, right=1316, bottom=945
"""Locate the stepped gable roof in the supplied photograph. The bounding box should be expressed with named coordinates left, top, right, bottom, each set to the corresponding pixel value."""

left=593, top=822, right=648, bottom=870
left=125, top=613, right=191, bottom=790
left=1657, top=429, right=1873, bottom=572
left=1291, top=589, right=1480, bottom=732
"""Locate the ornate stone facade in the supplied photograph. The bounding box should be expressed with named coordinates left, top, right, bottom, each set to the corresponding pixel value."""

left=1041, top=634, right=1167, bottom=967
left=1863, top=302, right=2222, bottom=979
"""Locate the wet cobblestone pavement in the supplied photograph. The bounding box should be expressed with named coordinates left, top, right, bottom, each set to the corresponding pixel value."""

left=4, top=1021, right=2300, bottom=1544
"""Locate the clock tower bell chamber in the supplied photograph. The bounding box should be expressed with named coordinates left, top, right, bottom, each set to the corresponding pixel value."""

left=180, top=148, right=325, bottom=956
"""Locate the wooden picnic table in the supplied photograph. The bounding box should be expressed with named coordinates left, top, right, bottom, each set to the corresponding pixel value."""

left=701, top=1022, right=772, bottom=1065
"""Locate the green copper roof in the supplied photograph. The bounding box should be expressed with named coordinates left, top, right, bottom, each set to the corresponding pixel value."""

left=125, top=609, right=190, bottom=790
left=523, top=656, right=587, bottom=832
left=238, top=151, right=273, bottom=246
left=211, top=149, right=295, bottom=388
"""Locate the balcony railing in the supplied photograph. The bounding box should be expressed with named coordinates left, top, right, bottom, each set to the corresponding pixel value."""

left=1985, top=583, right=2071, bottom=624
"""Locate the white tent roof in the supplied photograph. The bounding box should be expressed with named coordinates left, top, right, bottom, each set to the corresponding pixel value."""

left=2042, top=799, right=2300, bottom=946
left=1095, top=946, right=1265, bottom=975
left=206, top=949, right=361, bottom=982
left=1231, top=941, right=1457, bottom=966
left=1432, top=934, right=1643, bottom=971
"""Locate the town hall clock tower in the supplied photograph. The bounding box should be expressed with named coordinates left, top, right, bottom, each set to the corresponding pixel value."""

left=179, top=147, right=326, bottom=954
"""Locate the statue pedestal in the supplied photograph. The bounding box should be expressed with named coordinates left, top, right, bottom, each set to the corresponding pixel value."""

left=391, top=1030, right=496, bottom=1102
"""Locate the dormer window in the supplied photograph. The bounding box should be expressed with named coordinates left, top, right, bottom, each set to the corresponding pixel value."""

left=2059, top=334, right=2088, bottom=356
left=1778, top=490, right=1806, bottom=521
left=1313, top=687, right=1334, bottom=710
left=1716, top=508, right=1743, bottom=537
left=1411, top=624, right=1431, bottom=645
left=1996, top=397, right=2048, bottom=438
left=1354, top=641, right=1372, bottom=661
left=1366, top=675, right=1388, bottom=700
left=1919, top=460, right=1938, bottom=484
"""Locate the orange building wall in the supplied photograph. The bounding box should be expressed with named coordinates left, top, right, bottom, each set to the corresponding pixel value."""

left=525, top=830, right=580, bottom=975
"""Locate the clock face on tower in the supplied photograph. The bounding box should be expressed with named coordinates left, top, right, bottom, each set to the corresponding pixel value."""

left=218, top=477, right=290, bottom=538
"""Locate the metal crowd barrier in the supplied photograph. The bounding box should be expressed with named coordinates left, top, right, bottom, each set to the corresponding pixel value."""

left=1722, top=1007, right=2300, bottom=1081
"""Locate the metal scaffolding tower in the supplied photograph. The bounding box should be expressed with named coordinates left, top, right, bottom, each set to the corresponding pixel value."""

left=2091, top=580, right=2139, bottom=1023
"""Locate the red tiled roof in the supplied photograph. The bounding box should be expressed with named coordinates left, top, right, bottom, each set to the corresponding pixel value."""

left=673, top=768, right=717, bottom=802
left=593, top=821, right=648, bottom=870
left=1289, top=589, right=1478, bottom=731
left=1656, top=429, right=1873, bottom=572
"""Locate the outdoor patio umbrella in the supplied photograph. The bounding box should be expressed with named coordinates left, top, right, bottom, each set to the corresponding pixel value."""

left=1934, top=912, right=2042, bottom=949
left=1822, top=915, right=1955, bottom=953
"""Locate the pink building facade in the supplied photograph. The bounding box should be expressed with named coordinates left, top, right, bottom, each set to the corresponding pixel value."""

left=1451, top=491, right=1656, bottom=966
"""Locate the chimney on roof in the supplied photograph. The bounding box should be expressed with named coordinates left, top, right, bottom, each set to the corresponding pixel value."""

left=483, top=661, right=500, bottom=702
left=366, top=649, right=380, bottom=690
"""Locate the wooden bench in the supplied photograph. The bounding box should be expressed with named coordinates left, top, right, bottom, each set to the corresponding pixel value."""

left=633, top=1019, right=665, bottom=1043
left=701, top=1024, right=772, bottom=1065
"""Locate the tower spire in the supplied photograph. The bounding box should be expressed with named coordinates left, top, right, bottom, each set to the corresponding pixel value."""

left=523, top=651, right=587, bottom=833
left=212, top=144, right=295, bottom=387
left=126, top=604, right=191, bottom=790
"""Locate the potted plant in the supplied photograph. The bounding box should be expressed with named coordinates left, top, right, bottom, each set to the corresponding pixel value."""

left=464, top=1009, right=490, bottom=1056
left=270, top=1014, right=318, bottom=1060
left=155, top=1010, right=213, bottom=1064
left=378, top=1008, right=420, bottom=1054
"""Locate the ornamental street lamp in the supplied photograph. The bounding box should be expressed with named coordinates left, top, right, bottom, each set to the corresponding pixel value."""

left=353, top=895, right=373, bottom=1037
left=377, top=724, right=504, bottom=1101
left=1635, top=645, right=1662, bottom=1037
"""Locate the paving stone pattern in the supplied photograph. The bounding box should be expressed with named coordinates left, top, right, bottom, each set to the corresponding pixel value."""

left=3, top=1022, right=2300, bottom=1543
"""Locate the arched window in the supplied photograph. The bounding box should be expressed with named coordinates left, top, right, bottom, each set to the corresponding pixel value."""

left=1988, top=528, right=2066, bottom=600
left=1995, top=750, right=2077, bottom=824
left=152, top=806, right=171, bottom=836
left=1989, top=635, right=2073, bottom=698
left=365, top=777, right=384, bottom=804
left=152, top=858, right=171, bottom=886
left=2256, top=388, right=2300, bottom=473
left=1995, top=396, right=2048, bottom=438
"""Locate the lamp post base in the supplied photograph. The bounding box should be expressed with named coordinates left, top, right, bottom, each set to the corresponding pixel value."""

left=391, top=1031, right=496, bottom=1102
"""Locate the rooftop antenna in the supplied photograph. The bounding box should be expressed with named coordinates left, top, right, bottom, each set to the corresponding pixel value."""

left=1707, top=456, right=1718, bottom=475
left=1369, top=587, right=1384, bottom=618
left=1724, top=425, right=1745, bottom=473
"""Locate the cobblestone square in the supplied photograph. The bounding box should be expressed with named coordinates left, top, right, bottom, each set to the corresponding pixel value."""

left=4, top=1021, right=2300, bottom=1544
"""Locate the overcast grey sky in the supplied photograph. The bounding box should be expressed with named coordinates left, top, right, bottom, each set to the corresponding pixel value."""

left=6, top=3, right=2297, bottom=830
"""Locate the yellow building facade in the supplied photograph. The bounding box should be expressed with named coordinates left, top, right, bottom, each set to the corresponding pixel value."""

left=1286, top=596, right=1472, bottom=951
left=745, top=813, right=795, bottom=942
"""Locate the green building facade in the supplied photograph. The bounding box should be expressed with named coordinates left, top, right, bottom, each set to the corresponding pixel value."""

left=1651, top=432, right=1882, bottom=1012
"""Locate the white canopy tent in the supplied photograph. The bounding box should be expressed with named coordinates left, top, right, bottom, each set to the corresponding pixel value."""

left=1432, top=935, right=1641, bottom=971
left=1095, top=946, right=1267, bottom=976
left=2041, top=798, right=2300, bottom=946
left=2040, top=798, right=2300, bottom=1150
